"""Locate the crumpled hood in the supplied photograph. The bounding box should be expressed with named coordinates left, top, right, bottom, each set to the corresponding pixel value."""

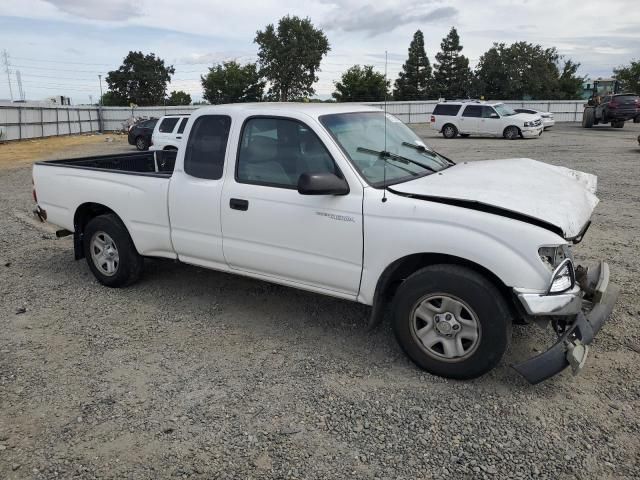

left=390, top=158, right=599, bottom=238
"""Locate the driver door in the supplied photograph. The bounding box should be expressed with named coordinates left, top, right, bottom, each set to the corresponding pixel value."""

left=480, top=106, right=502, bottom=135
left=220, top=116, right=364, bottom=298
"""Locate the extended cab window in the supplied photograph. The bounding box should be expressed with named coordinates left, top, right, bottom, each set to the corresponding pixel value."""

left=432, top=104, right=461, bottom=116
left=184, top=115, right=231, bottom=180
left=177, top=117, right=188, bottom=134
left=159, top=117, right=179, bottom=133
left=462, top=105, right=482, bottom=117
left=236, top=117, right=338, bottom=188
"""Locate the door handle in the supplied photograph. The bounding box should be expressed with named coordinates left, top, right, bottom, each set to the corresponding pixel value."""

left=176, top=136, right=182, bottom=139
left=229, top=198, right=249, bottom=211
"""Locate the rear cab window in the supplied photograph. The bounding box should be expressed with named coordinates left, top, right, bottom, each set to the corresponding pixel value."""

left=159, top=117, right=180, bottom=133
left=184, top=115, right=231, bottom=180
left=177, top=117, right=189, bottom=134
left=432, top=104, right=462, bottom=116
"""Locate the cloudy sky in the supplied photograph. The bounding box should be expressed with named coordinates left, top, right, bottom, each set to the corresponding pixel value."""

left=1, top=0, right=638, bottom=103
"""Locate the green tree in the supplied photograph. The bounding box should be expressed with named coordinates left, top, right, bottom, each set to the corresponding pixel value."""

left=393, top=30, right=432, bottom=100
left=476, top=42, right=583, bottom=99
left=255, top=15, right=330, bottom=101
left=432, top=27, right=473, bottom=99
left=614, top=60, right=640, bottom=93
left=557, top=60, right=584, bottom=99
left=201, top=61, right=265, bottom=104
left=100, top=91, right=125, bottom=106
left=333, top=65, right=388, bottom=102
left=105, top=51, right=175, bottom=106
left=166, top=90, right=192, bottom=106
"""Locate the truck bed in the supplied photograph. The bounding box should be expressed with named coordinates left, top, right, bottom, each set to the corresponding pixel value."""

left=36, top=151, right=177, bottom=176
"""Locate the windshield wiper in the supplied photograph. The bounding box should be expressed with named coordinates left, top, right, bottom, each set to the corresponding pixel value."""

left=401, top=142, right=454, bottom=166
left=356, top=147, right=436, bottom=173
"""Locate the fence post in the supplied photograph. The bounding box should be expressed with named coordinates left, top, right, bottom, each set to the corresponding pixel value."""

left=55, top=108, right=59, bottom=136
left=78, top=108, right=82, bottom=133
left=67, top=108, right=71, bottom=135
left=88, top=108, right=92, bottom=131
left=18, top=107, right=22, bottom=140
left=408, top=103, right=412, bottom=124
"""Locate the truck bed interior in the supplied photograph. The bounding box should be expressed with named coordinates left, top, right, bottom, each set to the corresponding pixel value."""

left=37, top=151, right=177, bottom=176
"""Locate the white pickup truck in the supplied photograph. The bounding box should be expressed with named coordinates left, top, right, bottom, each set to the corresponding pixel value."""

left=32, top=103, right=618, bottom=384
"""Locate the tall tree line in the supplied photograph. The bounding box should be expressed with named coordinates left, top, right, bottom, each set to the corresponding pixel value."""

left=101, top=19, right=595, bottom=106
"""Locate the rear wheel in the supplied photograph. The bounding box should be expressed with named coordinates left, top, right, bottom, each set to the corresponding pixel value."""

left=503, top=126, right=519, bottom=140
left=612, top=120, right=625, bottom=128
left=582, top=107, right=594, bottom=128
left=634, top=115, right=640, bottom=124
left=83, top=214, right=142, bottom=288
left=442, top=124, right=458, bottom=139
left=392, top=265, right=511, bottom=379
left=135, top=136, right=149, bottom=151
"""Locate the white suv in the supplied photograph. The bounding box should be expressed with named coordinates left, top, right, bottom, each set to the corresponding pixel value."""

left=431, top=101, right=543, bottom=140
left=150, top=115, right=190, bottom=150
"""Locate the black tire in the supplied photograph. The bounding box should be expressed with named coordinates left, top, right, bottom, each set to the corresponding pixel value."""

left=633, top=115, right=640, bottom=124
left=612, top=120, right=625, bottom=128
left=83, top=214, right=142, bottom=288
left=442, top=124, right=458, bottom=139
left=135, top=136, right=149, bottom=151
left=459, top=133, right=470, bottom=138
left=503, top=126, right=519, bottom=140
left=582, top=108, right=594, bottom=128
left=392, top=265, right=511, bottom=380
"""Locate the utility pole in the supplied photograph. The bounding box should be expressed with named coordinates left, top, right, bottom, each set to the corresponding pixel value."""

left=2, top=49, right=14, bottom=101
left=16, top=70, right=25, bottom=101
left=98, top=74, right=104, bottom=132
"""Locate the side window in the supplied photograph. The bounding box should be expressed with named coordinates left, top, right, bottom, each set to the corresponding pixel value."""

left=177, top=117, right=188, bottom=134
left=462, top=105, right=482, bottom=117
left=482, top=106, right=498, bottom=118
left=237, top=117, right=338, bottom=188
left=159, top=117, right=179, bottom=133
left=184, top=115, right=231, bottom=180
left=433, top=104, right=462, bottom=116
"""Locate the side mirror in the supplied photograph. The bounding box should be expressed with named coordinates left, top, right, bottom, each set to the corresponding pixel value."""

left=490, top=113, right=500, bottom=119
left=298, top=172, right=349, bottom=195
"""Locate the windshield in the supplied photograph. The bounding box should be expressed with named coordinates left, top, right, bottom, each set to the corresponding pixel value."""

left=320, top=112, right=451, bottom=187
left=494, top=104, right=516, bottom=116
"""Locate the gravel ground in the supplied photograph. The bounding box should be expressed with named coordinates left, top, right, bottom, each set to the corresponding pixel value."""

left=1, top=124, right=639, bottom=479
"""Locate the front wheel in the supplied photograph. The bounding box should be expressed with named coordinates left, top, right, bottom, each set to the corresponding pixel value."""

left=83, top=214, right=142, bottom=287
left=392, top=265, right=511, bottom=379
left=135, top=136, right=149, bottom=151
left=503, top=126, right=520, bottom=140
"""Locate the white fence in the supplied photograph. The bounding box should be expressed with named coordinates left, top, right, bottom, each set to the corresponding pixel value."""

left=0, top=100, right=587, bottom=142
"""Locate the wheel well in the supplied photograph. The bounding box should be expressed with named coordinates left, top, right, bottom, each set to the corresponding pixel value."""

left=163, top=145, right=178, bottom=151
left=503, top=125, right=521, bottom=136
left=369, top=253, right=519, bottom=328
left=73, top=203, right=119, bottom=260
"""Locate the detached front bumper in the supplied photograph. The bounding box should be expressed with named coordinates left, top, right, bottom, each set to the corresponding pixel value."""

left=512, top=261, right=619, bottom=384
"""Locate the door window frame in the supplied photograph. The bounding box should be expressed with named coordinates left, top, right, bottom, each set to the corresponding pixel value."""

left=234, top=115, right=346, bottom=190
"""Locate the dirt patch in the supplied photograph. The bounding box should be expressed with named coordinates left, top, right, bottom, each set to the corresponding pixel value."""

left=0, top=134, right=130, bottom=170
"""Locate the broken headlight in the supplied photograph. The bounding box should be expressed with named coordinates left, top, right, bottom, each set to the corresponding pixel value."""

left=539, top=246, right=575, bottom=294
left=538, top=245, right=572, bottom=269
